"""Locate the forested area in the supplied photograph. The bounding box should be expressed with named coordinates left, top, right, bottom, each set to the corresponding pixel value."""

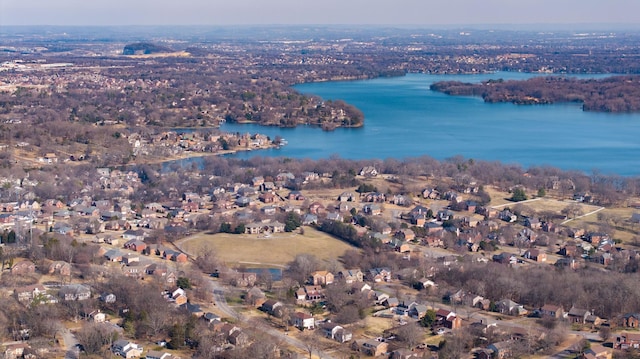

left=431, top=76, right=640, bottom=112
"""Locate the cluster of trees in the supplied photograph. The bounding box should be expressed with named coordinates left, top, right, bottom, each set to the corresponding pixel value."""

left=431, top=76, right=640, bottom=113
left=437, top=261, right=640, bottom=320
left=319, top=219, right=379, bottom=248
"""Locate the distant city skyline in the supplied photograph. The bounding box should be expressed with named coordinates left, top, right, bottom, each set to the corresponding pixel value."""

left=2, top=0, right=640, bottom=28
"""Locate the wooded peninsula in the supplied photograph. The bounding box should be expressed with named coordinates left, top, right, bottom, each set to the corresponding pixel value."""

left=430, top=76, right=640, bottom=112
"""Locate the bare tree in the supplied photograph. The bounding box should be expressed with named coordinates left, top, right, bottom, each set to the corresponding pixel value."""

left=75, top=322, right=118, bottom=356
left=395, top=322, right=423, bottom=349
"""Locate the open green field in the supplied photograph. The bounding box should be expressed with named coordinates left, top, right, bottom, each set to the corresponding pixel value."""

left=176, top=226, right=357, bottom=267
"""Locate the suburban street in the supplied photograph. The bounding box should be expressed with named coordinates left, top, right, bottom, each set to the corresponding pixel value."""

left=210, top=279, right=338, bottom=359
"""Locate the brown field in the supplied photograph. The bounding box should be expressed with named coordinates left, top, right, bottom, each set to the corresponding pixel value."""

left=176, top=226, right=357, bottom=267
left=483, top=186, right=514, bottom=207
left=522, top=198, right=601, bottom=214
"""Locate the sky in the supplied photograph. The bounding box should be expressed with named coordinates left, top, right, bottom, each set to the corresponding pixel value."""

left=2, top=0, right=640, bottom=27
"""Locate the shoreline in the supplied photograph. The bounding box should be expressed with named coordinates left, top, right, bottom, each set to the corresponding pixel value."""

left=130, top=144, right=279, bottom=166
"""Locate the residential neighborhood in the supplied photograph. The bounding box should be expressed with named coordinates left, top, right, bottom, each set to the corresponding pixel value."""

left=0, top=27, right=640, bottom=359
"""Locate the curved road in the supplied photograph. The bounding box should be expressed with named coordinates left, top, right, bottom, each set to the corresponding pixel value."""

left=210, top=279, right=337, bottom=359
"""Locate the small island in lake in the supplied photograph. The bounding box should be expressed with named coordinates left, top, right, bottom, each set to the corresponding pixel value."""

left=430, top=75, right=640, bottom=112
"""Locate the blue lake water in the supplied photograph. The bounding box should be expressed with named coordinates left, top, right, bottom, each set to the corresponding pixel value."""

left=219, top=72, right=640, bottom=176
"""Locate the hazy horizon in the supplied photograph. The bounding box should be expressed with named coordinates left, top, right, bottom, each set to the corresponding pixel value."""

left=2, top=0, right=639, bottom=28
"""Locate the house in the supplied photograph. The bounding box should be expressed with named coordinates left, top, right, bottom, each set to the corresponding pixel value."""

left=122, top=229, right=146, bottom=241
left=352, top=339, right=388, bottom=356
left=48, top=260, right=72, bottom=276
left=390, top=349, right=421, bottom=359
left=359, top=166, right=378, bottom=177
left=437, top=209, right=454, bottom=221
left=245, top=222, right=263, bottom=234
left=260, top=300, right=284, bottom=316
left=568, top=306, right=592, bottom=324
left=122, top=253, right=140, bottom=265
left=395, top=228, right=415, bottom=241
left=260, top=205, right=277, bottom=215
left=524, top=217, right=542, bottom=229
left=112, top=339, right=143, bottom=358
left=181, top=302, right=204, bottom=317
left=496, top=299, right=527, bottom=316
left=162, top=249, right=188, bottom=262
left=10, top=260, right=35, bottom=275
left=616, top=332, right=640, bottom=349
left=368, top=267, right=391, bottom=282
left=523, top=249, right=547, bottom=262
left=310, top=270, right=334, bottom=285
left=268, top=220, right=285, bottom=233
left=391, top=194, right=412, bottom=206
left=170, top=288, right=188, bottom=306
left=202, top=312, right=221, bottom=324
left=383, top=297, right=400, bottom=308
left=586, top=314, right=603, bottom=327
left=302, top=213, right=318, bottom=225
left=422, top=188, right=440, bottom=200
left=540, top=304, right=565, bottom=319
left=231, top=271, right=257, bottom=287
left=486, top=341, right=512, bottom=359
left=499, top=210, right=517, bottom=223
left=308, top=202, right=325, bottom=214
left=259, top=192, right=276, bottom=204
left=245, top=286, right=266, bottom=307
left=293, top=312, right=315, bottom=330
left=123, top=239, right=147, bottom=252
left=287, top=190, right=305, bottom=201
left=320, top=322, right=352, bottom=343
left=582, top=343, right=613, bottom=359
left=104, top=249, right=124, bottom=262
left=622, top=313, right=640, bottom=328
left=295, top=287, right=307, bottom=302
left=408, top=303, right=428, bottom=319
left=59, top=284, right=91, bottom=301
left=388, top=238, right=411, bottom=253
left=235, top=196, right=251, bottom=207
left=472, top=296, right=491, bottom=311
left=4, top=343, right=29, bottom=359
left=363, top=192, right=386, bottom=203
left=326, top=212, right=343, bottom=222
left=493, top=252, right=517, bottom=265
left=436, top=309, right=462, bottom=329
left=251, top=176, right=265, bottom=187
left=338, top=191, right=356, bottom=202
left=83, top=309, right=106, bottom=323
left=304, top=285, right=325, bottom=302
left=415, top=278, right=436, bottom=290
left=14, top=284, right=48, bottom=304
left=424, top=222, right=443, bottom=234
left=373, top=291, right=390, bottom=305
left=145, top=351, right=173, bottom=359
left=338, top=269, right=363, bottom=284
left=228, top=329, right=249, bottom=347
left=100, top=292, right=117, bottom=304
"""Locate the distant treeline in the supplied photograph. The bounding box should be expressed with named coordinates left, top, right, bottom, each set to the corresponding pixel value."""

left=430, top=75, right=640, bottom=112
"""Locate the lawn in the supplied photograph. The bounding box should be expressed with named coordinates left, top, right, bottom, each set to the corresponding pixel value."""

left=176, top=226, right=357, bottom=267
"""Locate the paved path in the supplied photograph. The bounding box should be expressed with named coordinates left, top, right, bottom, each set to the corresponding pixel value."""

left=561, top=206, right=605, bottom=225
left=61, top=327, right=79, bottom=359
left=491, top=198, right=541, bottom=209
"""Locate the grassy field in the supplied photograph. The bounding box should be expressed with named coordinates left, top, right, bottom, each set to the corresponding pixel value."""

left=176, top=226, right=357, bottom=267
left=522, top=198, right=601, bottom=214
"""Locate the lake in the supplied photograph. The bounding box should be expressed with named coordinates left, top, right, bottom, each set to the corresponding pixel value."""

left=219, top=72, right=640, bottom=176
